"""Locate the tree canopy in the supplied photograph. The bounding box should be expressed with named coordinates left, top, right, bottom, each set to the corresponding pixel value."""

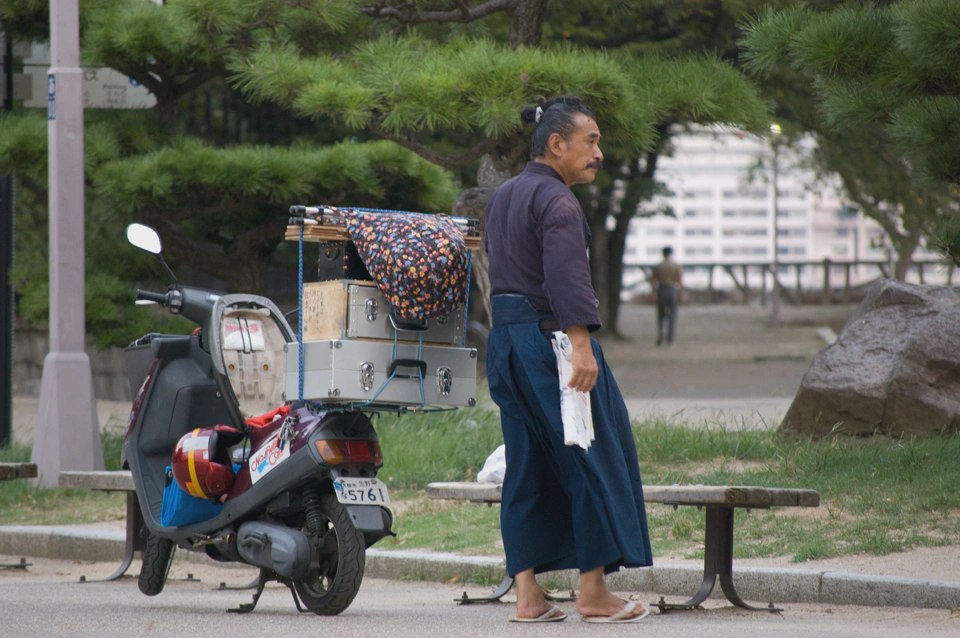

left=740, top=0, right=960, bottom=187
left=740, top=0, right=960, bottom=268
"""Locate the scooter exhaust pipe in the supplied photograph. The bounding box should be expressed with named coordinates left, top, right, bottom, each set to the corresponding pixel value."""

left=237, top=521, right=311, bottom=578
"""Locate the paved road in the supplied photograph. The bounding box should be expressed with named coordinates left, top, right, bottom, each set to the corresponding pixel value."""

left=1, top=557, right=956, bottom=638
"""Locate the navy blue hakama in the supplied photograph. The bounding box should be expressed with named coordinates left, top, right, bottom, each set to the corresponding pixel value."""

left=486, top=294, right=653, bottom=577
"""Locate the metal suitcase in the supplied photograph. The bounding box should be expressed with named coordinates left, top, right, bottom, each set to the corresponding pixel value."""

left=301, top=280, right=464, bottom=346
left=283, top=339, right=477, bottom=408
left=345, top=282, right=464, bottom=345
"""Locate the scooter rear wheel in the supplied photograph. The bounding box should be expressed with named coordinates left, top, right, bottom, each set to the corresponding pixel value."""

left=293, top=494, right=365, bottom=615
left=138, top=529, right=175, bottom=596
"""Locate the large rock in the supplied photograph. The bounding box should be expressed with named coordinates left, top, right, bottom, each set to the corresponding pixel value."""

left=781, top=280, right=960, bottom=438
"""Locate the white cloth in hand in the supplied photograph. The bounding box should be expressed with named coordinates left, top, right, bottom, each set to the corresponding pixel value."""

left=551, top=331, right=595, bottom=450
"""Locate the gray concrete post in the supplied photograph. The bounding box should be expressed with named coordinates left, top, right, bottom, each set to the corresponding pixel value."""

left=32, top=0, right=103, bottom=486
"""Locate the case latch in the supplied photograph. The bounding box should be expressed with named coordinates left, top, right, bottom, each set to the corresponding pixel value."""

left=437, top=367, right=453, bottom=396
left=360, top=362, right=375, bottom=392
left=365, top=298, right=378, bottom=322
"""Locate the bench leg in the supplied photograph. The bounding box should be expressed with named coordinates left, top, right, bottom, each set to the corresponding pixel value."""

left=80, top=491, right=144, bottom=583
left=655, top=506, right=781, bottom=612
left=454, top=574, right=576, bottom=605
left=455, top=574, right=515, bottom=604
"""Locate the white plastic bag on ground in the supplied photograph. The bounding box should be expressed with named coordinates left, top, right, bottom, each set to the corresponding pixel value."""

left=476, top=444, right=506, bottom=484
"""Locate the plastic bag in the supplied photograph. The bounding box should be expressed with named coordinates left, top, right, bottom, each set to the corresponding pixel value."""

left=476, top=444, right=506, bottom=484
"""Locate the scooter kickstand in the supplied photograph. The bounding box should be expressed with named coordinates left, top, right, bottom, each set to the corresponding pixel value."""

left=227, top=569, right=272, bottom=614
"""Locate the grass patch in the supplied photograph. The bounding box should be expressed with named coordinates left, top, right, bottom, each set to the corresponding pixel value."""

left=0, top=427, right=127, bottom=526
left=4, top=391, right=960, bottom=565
left=378, top=406, right=960, bottom=564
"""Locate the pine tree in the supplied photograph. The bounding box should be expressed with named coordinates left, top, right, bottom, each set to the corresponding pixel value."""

left=740, top=1, right=960, bottom=267
left=0, top=0, right=460, bottom=345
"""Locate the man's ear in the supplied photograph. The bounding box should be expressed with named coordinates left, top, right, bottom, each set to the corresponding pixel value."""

left=547, top=132, right=565, bottom=158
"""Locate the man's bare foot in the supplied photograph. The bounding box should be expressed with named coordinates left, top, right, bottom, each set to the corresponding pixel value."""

left=514, top=600, right=558, bottom=620
left=575, top=590, right=646, bottom=619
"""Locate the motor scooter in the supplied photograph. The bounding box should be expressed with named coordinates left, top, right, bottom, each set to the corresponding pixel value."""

left=122, top=223, right=393, bottom=615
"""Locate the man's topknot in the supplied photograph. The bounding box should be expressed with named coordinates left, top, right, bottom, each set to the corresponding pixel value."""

left=520, top=95, right=594, bottom=158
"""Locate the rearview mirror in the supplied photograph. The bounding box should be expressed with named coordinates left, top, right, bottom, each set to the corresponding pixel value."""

left=126, top=223, right=162, bottom=255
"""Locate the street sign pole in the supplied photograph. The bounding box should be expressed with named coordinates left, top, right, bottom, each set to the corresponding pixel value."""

left=1, top=29, right=14, bottom=448
left=32, top=0, right=103, bottom=485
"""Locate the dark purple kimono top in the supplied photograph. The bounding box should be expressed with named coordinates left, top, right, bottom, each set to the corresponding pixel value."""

left=484, top=161, right=601, bottom=332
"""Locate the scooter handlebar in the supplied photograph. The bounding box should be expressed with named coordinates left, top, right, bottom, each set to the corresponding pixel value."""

left=136, top=289, right=170, bottom=305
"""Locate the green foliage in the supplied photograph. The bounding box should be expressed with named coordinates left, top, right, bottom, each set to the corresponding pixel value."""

left=740, top=0, right=960, bottom=186
left=931, top=214, right=960, bottom=268
left=96, top=137, right=456, bottom=215
left=1, top=108, right=458, bottom=345
left=231, top=36, right=664, bottom=154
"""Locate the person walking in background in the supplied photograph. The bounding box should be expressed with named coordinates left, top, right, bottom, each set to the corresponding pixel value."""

left=651, top=246, right=683, bottom=346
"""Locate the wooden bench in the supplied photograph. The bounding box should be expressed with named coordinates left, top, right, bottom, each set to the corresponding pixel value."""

left=59, top=470, right=143, bottom=582
left=0, top=463, right=38, bottom=569
left=426, top=481, right=820, bottom=612
left=0, top=462, right=37, bottom=481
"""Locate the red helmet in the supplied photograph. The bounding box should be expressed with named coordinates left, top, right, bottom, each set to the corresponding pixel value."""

left=172, top=426, right=242, bottom=500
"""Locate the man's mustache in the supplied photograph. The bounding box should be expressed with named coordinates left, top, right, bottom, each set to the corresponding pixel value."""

left=587, top=160, right=603, bottom=170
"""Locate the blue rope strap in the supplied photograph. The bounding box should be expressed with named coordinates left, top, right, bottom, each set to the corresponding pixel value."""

left=297, top=224, right=304, bottom=402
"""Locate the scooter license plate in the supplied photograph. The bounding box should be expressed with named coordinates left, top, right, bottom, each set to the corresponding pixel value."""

left=333, top=477, right=391, bottom=506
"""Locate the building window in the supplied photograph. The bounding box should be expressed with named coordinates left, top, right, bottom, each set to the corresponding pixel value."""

left=683, top=188, right=714, bottom=199
left=722, top=246, right=768, bottom=256
left=722, top=208, right=767, bottom=218
left=723, top=187, right=767, bottom=200
left=646, top=246, right=665, bottom=256
left=684, top=227, right=713, bottom=237
left=835, top=228, right=850, bottom=237
left=647, top=227, right=676, bottom=237
left=777, top=227, right=807, bottom=237
left=684, top=246, right=713, bottom=256
left=684, top=208, right=713, bottom=218
left=722, top=227, right=767, bottom=237
left=778, top=246, right=806, bottom=256
left=778, top=208, right=806, bottom=219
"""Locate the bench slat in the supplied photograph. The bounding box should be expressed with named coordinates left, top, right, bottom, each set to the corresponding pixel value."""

left=0, top=462, right=38, bottom=480
left=426, top=482, right=819, bottom=508
left=59, top=470, right=135, bottom=492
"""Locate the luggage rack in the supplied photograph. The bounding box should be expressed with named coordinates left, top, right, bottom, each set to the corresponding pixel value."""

left=286, top=205, right=482, bottom=250
left=289, top=206, right=477, bottom=414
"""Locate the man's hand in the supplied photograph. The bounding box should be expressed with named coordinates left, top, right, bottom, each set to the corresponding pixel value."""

left=565, top=326, right=598, bottom=393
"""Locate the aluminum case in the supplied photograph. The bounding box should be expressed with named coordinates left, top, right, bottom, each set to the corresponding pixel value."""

left=283, top=339, right=477, bottom=409
left=345, top=282, right=464, bottom=345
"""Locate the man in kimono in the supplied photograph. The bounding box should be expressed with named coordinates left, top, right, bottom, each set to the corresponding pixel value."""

left=484, top=95, right=653, bottom=623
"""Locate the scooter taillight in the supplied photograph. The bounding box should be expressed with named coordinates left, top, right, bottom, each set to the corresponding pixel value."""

left=316, top=439, right=383, bottom=468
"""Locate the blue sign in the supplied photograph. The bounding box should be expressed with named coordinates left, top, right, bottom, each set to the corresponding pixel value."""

left=47, top=74, right=56, bottom=97
left=48, top=97, right=56, bottom=121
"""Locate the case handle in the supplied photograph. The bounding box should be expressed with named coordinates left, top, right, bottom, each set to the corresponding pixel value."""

left=387, top=358, right=427, bottom=379
left=388, top=313, right=429, bottom=332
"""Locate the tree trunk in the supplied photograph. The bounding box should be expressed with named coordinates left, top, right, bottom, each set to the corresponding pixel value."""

left=507, top=0, right=550, bottom=48
left=893, top=233, right=921, bottom=281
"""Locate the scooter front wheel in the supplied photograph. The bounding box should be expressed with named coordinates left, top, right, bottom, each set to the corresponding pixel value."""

left=293, top=494, right=365, bottom=615
left=138, top=529, right=175, bottom=596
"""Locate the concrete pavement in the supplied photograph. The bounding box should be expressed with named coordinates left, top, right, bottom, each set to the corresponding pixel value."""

left=1, top=554, right=958, bottom=638
left=1, top=523, right=959, bottom=611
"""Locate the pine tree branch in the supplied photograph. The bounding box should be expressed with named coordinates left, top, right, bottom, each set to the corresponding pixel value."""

left=372, top=124, right=500, bottom=169
left=359, top=0, right=514, bottom=27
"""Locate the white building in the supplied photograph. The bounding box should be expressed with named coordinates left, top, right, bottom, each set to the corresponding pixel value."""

left=622, top=126, right=946, bottom=297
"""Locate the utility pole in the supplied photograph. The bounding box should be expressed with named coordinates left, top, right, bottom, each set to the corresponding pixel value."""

left=32, top=0, right=103, bottom=485
left=1, top=28, right=13, bottom=448
left=769, top=124, right=782, bottom=328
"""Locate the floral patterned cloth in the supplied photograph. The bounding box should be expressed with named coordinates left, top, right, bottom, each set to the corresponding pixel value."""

left=341, top=210, right=468, bottom=321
